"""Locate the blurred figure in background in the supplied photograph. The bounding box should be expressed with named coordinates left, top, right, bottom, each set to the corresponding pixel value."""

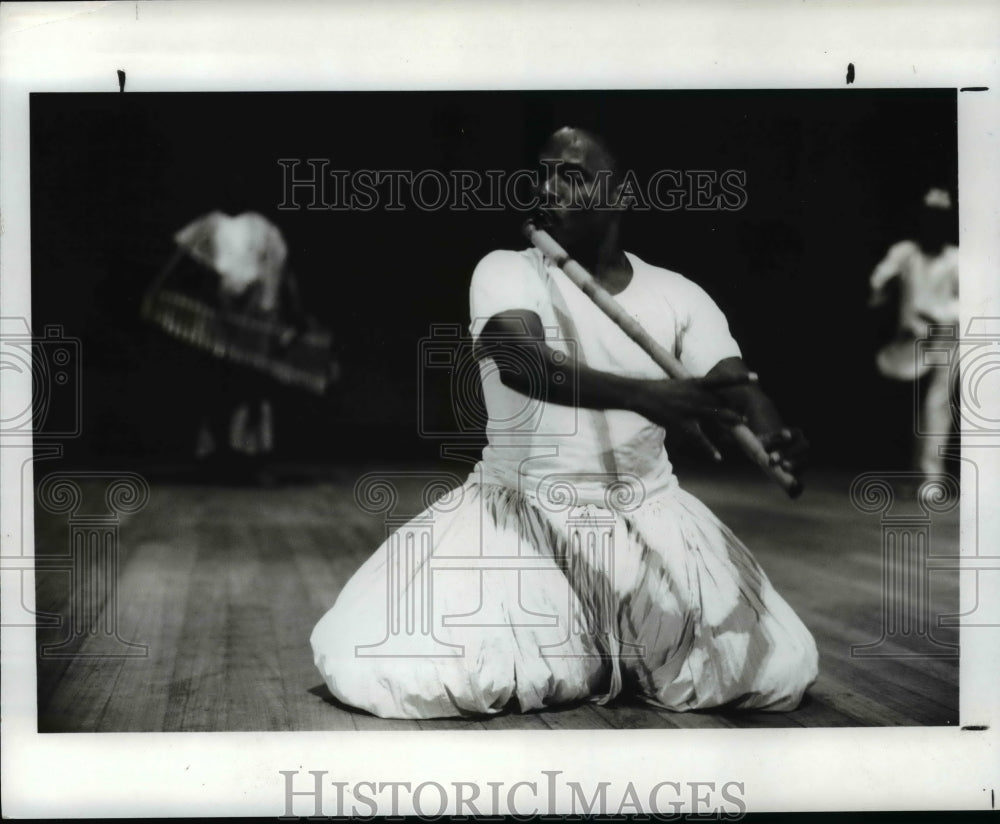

left=187, top=212, right=287, bottom=471
left=143, top=211, right=339, bottom=483
left=869, top=187, right=959, bottom=481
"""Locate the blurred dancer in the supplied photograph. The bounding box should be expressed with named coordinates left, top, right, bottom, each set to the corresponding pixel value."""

left=869, top=188, right=959, bottom=479
left=187, top=212, right=286, bottom=471
left=144, top=211, right=336, bottom=483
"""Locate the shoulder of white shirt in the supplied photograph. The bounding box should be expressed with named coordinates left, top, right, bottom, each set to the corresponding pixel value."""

left=624, top=250, right=707, bottom=296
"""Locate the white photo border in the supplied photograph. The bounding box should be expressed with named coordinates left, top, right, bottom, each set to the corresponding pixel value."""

left=2, top=0, right=998, bottom=816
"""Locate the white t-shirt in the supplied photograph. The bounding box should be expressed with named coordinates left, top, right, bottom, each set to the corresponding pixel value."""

left=468, top=247, right=741, bottom=504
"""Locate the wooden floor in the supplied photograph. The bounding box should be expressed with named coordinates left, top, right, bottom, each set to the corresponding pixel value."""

left=34, top=465, right=960, bottom=732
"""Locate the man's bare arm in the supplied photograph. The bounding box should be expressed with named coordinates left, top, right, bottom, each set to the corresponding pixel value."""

left=477, top=310, right=750, bottom=432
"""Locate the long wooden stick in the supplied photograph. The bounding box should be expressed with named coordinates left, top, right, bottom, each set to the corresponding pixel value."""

left=523, top=218, right=802, bottom=498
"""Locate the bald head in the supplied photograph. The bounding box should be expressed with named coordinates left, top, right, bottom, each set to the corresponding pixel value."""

left=539, top=127, right=621, bottom=183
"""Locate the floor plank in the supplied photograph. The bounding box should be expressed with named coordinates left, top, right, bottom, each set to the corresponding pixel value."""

left=779, top=688, right=870, bottom=728
left=807, top=673, right=920, bottom=727
left=417, top=718, right=487, bottom=731
left=478, top=710, right=550, bottom=730
left=97, top=536, right=199, bottom=731
left=271, top=529, right=357, bottom=732
left=537, top=702, right=615, bottom=731
left=161, top=524, right=231, bottom=732
left=588, top=700, right=718, bottom=730
left=222, top=522, right=291, bottom=731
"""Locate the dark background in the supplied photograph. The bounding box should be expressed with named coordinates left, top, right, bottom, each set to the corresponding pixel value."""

left=29, top=90, right=957, bottom=472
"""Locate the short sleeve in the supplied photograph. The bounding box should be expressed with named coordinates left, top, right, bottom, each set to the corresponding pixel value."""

left=468, top=250, right=547, bottom=339
left=676, top=280, right=742, bottom=377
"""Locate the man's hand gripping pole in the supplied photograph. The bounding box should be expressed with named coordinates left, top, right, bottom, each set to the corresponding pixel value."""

left=522, top=218, right=803, bottom=498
